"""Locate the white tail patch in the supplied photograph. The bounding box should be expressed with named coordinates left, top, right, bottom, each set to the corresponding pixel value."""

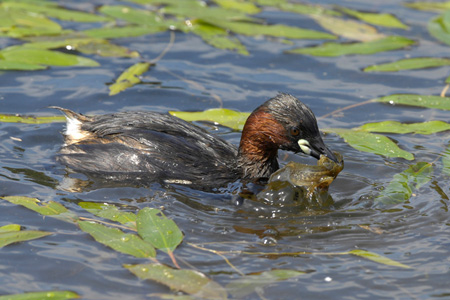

left=64, top=116, right=90, bottom=144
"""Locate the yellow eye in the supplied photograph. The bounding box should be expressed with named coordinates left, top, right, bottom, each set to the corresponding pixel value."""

left=290, top=128, right=300, bottom=136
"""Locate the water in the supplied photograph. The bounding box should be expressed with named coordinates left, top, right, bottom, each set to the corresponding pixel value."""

left=1, top=1, right=450, bottom=299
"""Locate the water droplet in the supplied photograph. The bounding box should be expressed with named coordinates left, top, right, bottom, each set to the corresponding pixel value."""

left=261, top=236, right=277, bottom=246
left=324, top=276, right=332, bottom=282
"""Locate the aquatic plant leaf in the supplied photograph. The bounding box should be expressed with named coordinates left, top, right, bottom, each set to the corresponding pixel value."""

left=1, top=48, right=99, bottom=67
left=84, top=26, right=167, bottom=39
left=338, top=6, right=408, bottom=29
left=162, top=4, right=257, bottom=23
left=358, top=121, right=450, bottom=134
left=312, top=15, right=384, bottom=41
left=78, top=221, right=156, bottom=258
left=136, top=208, right=183, bottom=253
left=442, top=144, right=450, bottom=176
left=446, top=75, right=450, bottom=84
left=373, top=94, right=450, bottom=110
left=0, top=114, right=65, bottom=123
left=2, top=2, right=109, bottom=22
left=404, top=1, right=450, bottom=12
left=325, top=128, right=414, bottom=160
left=213, top=20, right=337, bottom=40
left=0, top=7, right=62, bottom=37
left=0, top=224, right=21, bottom=232
left=189, top=22, right=249, bottom=55
left=169, top=108, right=250, bottom=131
left=364, top=57, right=450, bottom=72
left=76, top=40, right=139, bottom=58
left=78, top=202, right=137, bottom=229
left=0, top=291, right=79, bottom=300
left=349, top=250, right=412, bottom=268
left=375, top=162, right=433, bottom=205
left=109, top=62, right=151, bottom=96
left=278, top=2, right=340, bottom=16
left=2, top=196, right=69, bottom=216
left=286, top=36, right=414, bottom=57
left=99, top=5, right=165, bottom=26
left=125, top=263, right=227, bottom=299
left=212, top=0, right=261, bottom=14
left=0, top=60, right=46, bottom=70
left=0, top=230, right=51, bottom=248
left=428, top=11, right=450, bottom=46
left=226, top=269, right=305, bottom=298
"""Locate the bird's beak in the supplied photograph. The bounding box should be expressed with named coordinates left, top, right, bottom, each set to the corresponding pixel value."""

left=298, top=138, right=338, bottom=163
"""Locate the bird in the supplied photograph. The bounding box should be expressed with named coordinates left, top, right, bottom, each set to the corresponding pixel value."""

left=51, top=93, right=336, bottom=191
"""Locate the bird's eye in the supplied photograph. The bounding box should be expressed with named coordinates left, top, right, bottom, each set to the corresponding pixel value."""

left=290, top=128, right=300, bottom=136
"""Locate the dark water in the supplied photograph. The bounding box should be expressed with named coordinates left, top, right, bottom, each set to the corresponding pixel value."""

left=1, top=1, right=450, bottom=299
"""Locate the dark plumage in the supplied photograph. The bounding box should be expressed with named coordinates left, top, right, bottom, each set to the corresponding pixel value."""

left=52, top=93, right=336, bottom=190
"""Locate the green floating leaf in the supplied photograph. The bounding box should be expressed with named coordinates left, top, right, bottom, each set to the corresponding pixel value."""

left=136, top=207, right=183, bottom=253
left=358, top=120, right=450, bottom=134
left=0, top=290, right=79, bottom=300
left=404, top=1, right=450, bottom=12
left=442, top=144, right=450, bottom=176
left=278, top=2, right=340, bottom=16
left=287, top=36, right=414, bottom=57
left=428, top=10, right=450, bottom=46
left=84, top=26, right=167, bottom=39
left=338, top=6, right=408, bottom=29
left=125, top=263, right=227, bottom=299
left=325, top=128, right=414, bottom=160
left=109, top=62, right=151, bottom=96
left=0, top=114, right=65, bottom=123
left=446, top=75, right=450, bottom=84
left=0, top=60, right=46, bottom=70
left=1, top=47, right=99, bottom=67
left=212, top=0, right=261, bottom=14
left=312, top=15, right=385, bottom=41
left=0, top=224, right=21, bottom=232
left=78, top=221, right=156, bottom=258
left=226, top=269, right=305, bottom=298
left=78, top=202, right=137, bottom=229
left=213, top=20, right=336, bottom=40
left=99, top=5, right=166, bottom=26
left=0, top=230, right=52, bottom=248
left=364, top=57, right=450, bottom=72
left=2, top=196, right=69, bottom=216
left=189, top=22, right=249, bottom=55
left=376, top=162, right=433, bottom=205
left=3, top=2, right=110, bottom=22
left=170, top=108, right=250, bottom=131
left=373, top=94, right=450, bottom=110
left=349, top=250, right=412, bottom=268
left=76, top=40, right=139, bottom=58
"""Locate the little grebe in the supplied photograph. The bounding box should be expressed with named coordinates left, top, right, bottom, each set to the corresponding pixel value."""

left=52, top=93, right=336, bottom=190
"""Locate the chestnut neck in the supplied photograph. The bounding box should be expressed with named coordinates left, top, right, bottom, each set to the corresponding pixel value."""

left=237, top=109, right=288, bottom=179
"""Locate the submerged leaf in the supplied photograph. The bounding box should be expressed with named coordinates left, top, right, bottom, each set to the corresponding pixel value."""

left=428, top=10, right=450, bottom=46
left=125, top=263, right=227, bottom=299
left=0, top=114, right=65, bottom=123
left=136, top=207, right=183, bottom=253
left=325, top=128, right=414, bottom=160
left=349, top=250, right=411, bottom=268
left=358, top=121, right=450, bottom=134
left=312, top=15, right=384, bottom=41
left=226, top=269, right=305, bottom=298
left=109, top=62, right=151, bottom=96
left=338, top=6, right=408, bottom=29
left=376, top=162, right=433, bottom=205
left=0, top=290, right=79, bottom=300
left=0, top=230, right=51, bottom=248
left=287, top=36, right=414, bottom=57
left=373, top=94, right=450, bottom=110
left=170, top=108, right=250, bottom=131
left=78, top=202, right=136, bottom=229
left=364, top=57, right=450, bottom=72
left=78, top=221, right=156, bottom=258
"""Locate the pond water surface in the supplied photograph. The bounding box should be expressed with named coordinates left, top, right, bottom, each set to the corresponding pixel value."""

left=1, top=0, right=450, bottom=299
